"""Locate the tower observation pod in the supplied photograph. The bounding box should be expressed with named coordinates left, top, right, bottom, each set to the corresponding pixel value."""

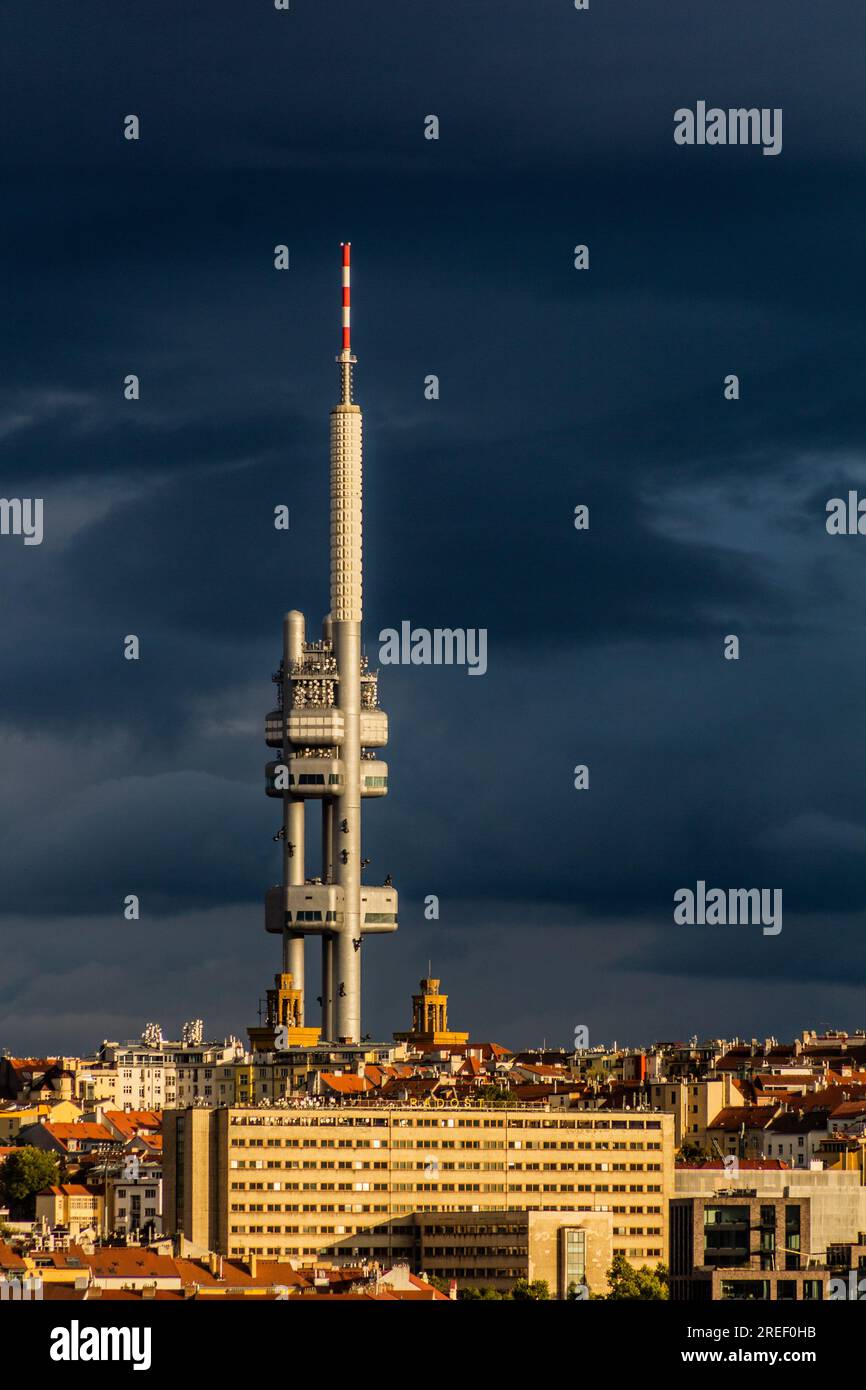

left=262, top=245, right=398, bottom=1045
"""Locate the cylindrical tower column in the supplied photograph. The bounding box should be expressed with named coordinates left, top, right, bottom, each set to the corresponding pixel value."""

left=322, top=936, right=335, bottom=1039
left=322, top=798, right=334, bottom=884
left=333, top=619, right=361, bottom=1040
left=282, top=610, right=306, bottom=1015
left=330, top=296, right=363, bottom=1041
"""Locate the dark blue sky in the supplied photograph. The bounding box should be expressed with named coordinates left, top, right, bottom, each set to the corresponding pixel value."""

left=2, top=0, right=866, bottom=1053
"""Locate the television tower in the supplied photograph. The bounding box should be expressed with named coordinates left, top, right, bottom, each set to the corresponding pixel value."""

left=263, top=244, right=398, bottom=1045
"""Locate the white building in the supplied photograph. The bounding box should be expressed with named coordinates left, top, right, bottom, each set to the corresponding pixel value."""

left=107, top=1154, right=163, bottom=1238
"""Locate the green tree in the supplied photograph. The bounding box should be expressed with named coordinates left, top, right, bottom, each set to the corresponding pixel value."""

left=458, top=1285, right=507, bottom=1300
left=677, top=1141, right=716, bottom=1164
left=602, top=1253, right=668, bottom=1300
left=425, top=1273, right=451, bottom=1296
left=0, top=1147, right=60, bottom=1218
left=476, top=1086, right=514, bottom=1108
left=512, top=1277, right=550, bottom=1300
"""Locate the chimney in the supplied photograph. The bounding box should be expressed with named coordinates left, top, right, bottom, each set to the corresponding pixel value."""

left=248, top=1253, right=257, bottom=1278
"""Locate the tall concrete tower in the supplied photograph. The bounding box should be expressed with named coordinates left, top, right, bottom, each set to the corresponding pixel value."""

left=263, top=244, right=398, bottom=1045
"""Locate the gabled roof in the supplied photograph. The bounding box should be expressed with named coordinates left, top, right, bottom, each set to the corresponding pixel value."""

left=102, top=1110, right=162, bottom=1139
left=31, top=1244, right=89, bottom=1269
left=511, top=1082, right=579, bottom=1102
left=515, top=1063, right=570, bottom=1078
left=0, top=1241, right=27, bottom=1271
left=319, top=1074, right=374, bottom=1096
left=43, top=1123, right=114, bottom=1144
left=707, top=1105, right=775, bottom=1131
left=40, top=1185, right=95, bottom=1197
left=379, top=1076, right=441, bottom=1099
left=82, top=1249, right=181, bottom=1280
left=134, top=1134, right=163, bottom=1152
left=830, top=1100, right=866, bottom=1118
left=764, top=1110, right=829, bottom=1135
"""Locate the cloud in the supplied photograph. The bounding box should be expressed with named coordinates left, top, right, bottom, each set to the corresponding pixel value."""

left=1, top=0, right=864, bottom=1048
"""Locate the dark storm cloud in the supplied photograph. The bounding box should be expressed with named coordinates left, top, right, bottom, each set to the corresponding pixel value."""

left=1, top=1, right=865, bottom=174
left=1, top=0, right=866, bottom=1049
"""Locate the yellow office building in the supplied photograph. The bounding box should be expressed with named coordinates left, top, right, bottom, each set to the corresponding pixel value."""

left=163, top=1103, right=674, bottom=1293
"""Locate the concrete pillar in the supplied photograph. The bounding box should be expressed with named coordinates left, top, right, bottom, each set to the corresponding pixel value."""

left=283, top=611, right=305, bottom=1015
left=333, top=620, right=361, bottom=1041
left=322, top=936, right=334, bottom=1039
left=330, top=394, right=363, bottom=1043
left=322, top=799, right=334, bottom=884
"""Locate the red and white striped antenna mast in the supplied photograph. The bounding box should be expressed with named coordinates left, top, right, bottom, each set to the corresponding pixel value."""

left=341, top=241, right=352, bottom=353
left=338, top=241, right=356, bottom=403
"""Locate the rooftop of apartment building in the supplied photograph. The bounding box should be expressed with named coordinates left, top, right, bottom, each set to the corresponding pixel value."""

left=0, top=1240, right=448, bottom=1301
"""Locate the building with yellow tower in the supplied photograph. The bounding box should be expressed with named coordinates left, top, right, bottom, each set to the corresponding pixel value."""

left=248, top=972, right=320, bottom=1054
left=393, top=977, right=469, bottom=1050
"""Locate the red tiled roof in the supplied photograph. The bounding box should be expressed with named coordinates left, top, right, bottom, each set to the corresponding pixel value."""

left=319, top=1074, right=374, bottom=1095
left=87, top=1289, right=187, bottom=1301
left=765, top=1110, right=829, bottom=1134
left=512, top=1083, right=579, bottom=1102
left=102, top=1110, right=162, bottom=1139
left=43, top=1123, right=114, bottom=1143
left=708, top=1106, right=775, bottom=1131
left=82, top=1249, right=180, bottom=1280
left=31, top=1245, right=91, bottom=1270
left=379, top=1076, right=441, bottom=1099
left=174, top=1258, right=257, bottom=1287
left=517, top=1064, right=570, bottom=1077
left=0, top=1241, right=27, bottom=1271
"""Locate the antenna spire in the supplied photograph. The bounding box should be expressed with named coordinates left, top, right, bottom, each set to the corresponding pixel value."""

left=338, top=242, right=355, bottom=403
left=341, top=241, right=351, bottom=353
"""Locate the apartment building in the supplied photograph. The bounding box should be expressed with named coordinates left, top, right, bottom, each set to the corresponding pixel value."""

left=646, top=1078, right=734, bottom=1150
left=675, top=1165, right=866, bottom=1257
left=670, top=1192, right=830, bottom=1302
left=34, top=1186, right=104, bottom=1240
left=106, top=1160, right=163, bottom=1239
left=102, top=1039, right=243, bottom=1110
left=0, top=1099, right=80, bottom=1141
left=163, top=1104, right=674, bottom=1293
left=82, top=1040, right=401, bottom=1110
